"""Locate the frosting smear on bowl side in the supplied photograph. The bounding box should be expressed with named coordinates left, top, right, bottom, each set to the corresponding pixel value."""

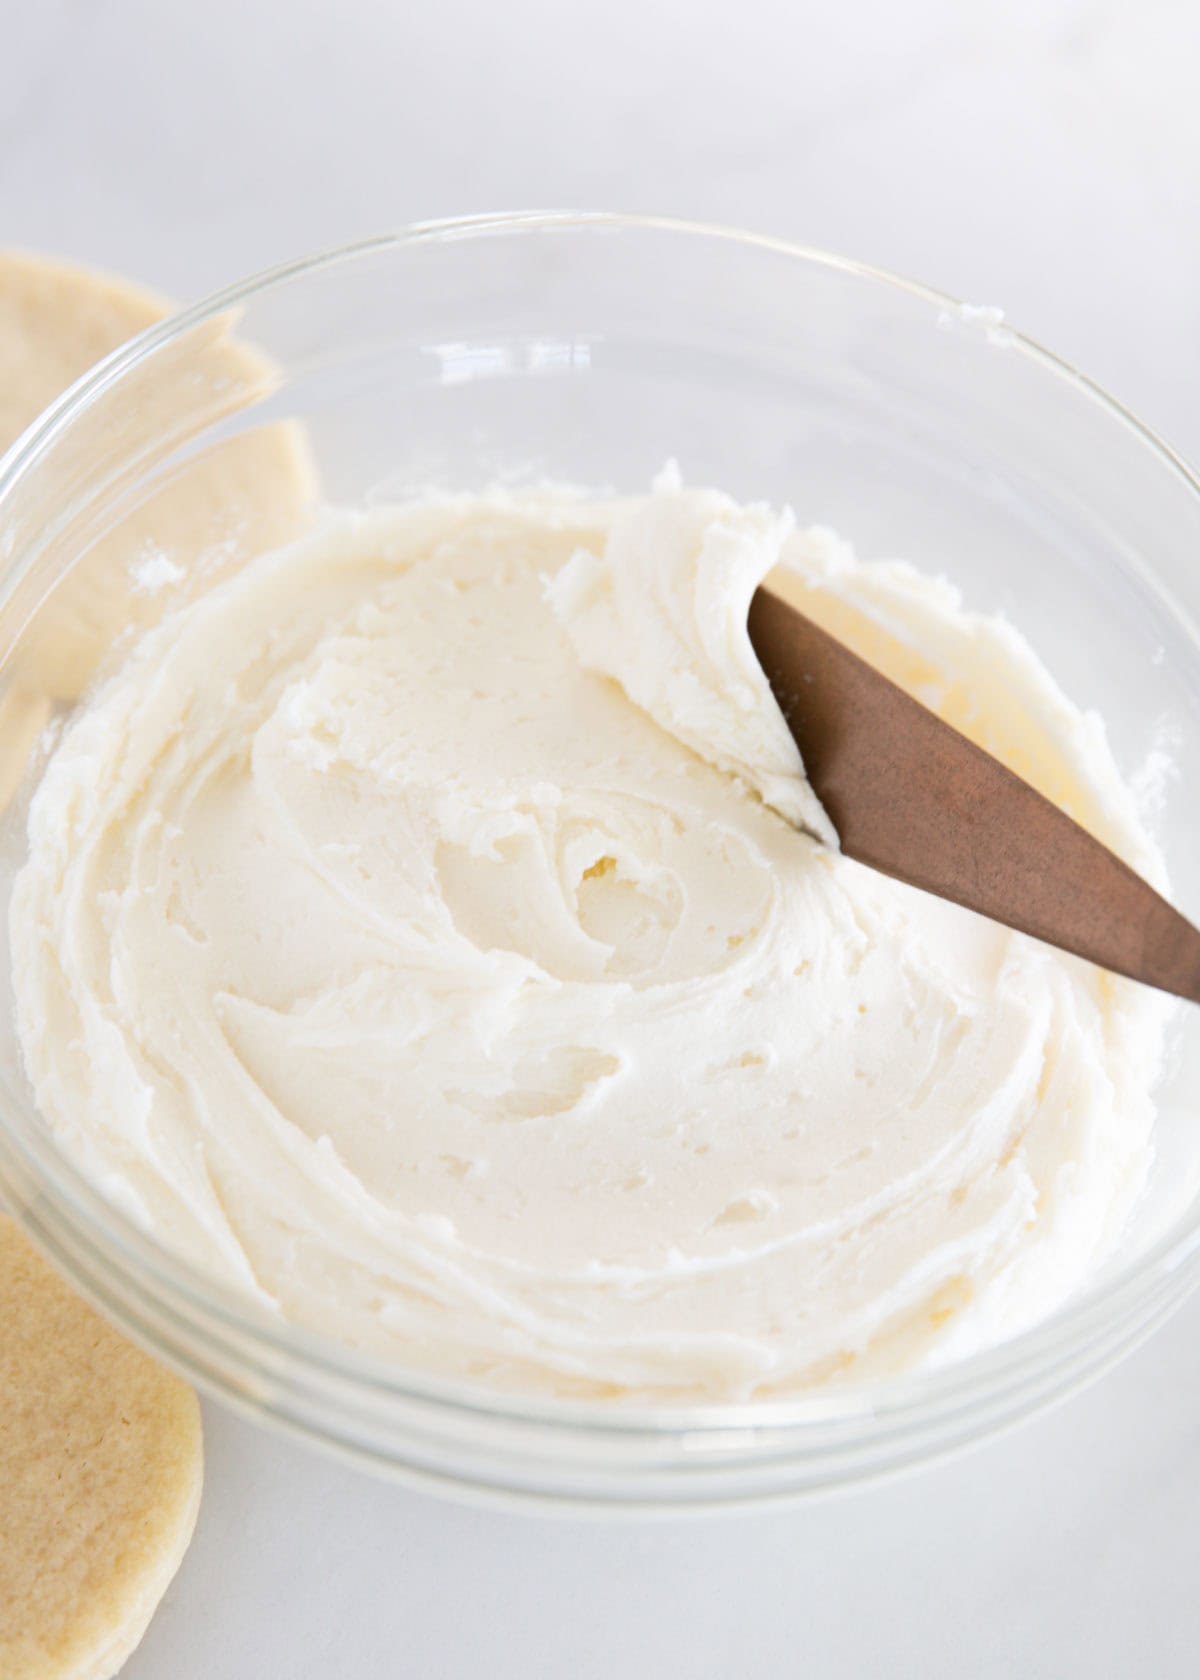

left=9, top=473, right=1169, bottom=1401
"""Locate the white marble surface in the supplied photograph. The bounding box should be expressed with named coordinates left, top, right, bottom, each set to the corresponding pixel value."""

left=5, top=1, right=1200, bottom=1674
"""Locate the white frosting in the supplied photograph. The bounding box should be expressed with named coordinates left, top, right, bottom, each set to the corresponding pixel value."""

left=546, top=464, right=837, bottom=847
left=9, top=479, right=1169, bottom=1400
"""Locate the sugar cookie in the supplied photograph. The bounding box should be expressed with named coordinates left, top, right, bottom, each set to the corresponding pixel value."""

left=0, top=1216, right=203, bottom=1680
left=0, top=250, right=316, bottom=804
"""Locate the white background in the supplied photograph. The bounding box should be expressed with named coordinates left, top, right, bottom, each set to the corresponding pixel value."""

left=6, top=1, right=1200, bottom=1674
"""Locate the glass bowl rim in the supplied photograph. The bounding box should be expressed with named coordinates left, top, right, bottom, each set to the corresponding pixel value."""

left=2, top=209, right=1200, bottom=1449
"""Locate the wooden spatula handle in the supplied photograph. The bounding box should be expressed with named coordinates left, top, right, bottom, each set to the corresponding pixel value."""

left=748, top=586, right=1200, bottom=1003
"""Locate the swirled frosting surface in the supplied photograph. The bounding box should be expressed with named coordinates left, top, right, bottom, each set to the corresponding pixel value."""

left=10, top=475, right=1168, bottom=1399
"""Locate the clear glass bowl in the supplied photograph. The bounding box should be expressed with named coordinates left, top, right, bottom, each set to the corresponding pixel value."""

left=2, top=213, right=1200, bottom=1512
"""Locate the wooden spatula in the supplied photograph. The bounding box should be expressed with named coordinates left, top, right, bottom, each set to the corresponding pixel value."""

left=747, top=586, right=1200, bottom=1003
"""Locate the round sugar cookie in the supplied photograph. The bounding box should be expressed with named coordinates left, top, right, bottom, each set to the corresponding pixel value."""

left=0, top=252, right=168, bottom=806
left=0, top=250, right=169, bottom=453
left=0, top=1216, right=203, bottom=1680
left=0, top=250, right=317, bottom=806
